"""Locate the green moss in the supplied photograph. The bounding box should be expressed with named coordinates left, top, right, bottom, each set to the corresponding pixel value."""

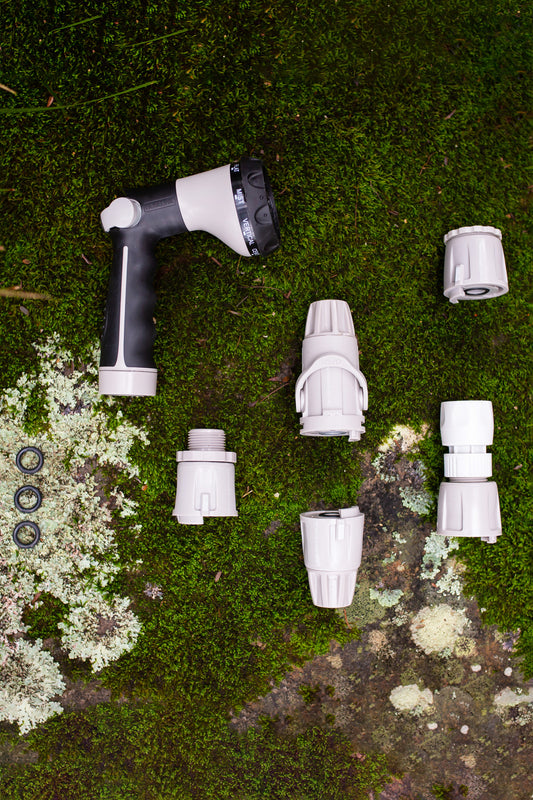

left=298, top=683, right=321, bottom=705
left=431, top=782, right=469, bottom=799
left=22, top=595, right=68, bottom=641
left=343, top=580, right=387, bottom=627
left=0, top=0, right=531, bottom=793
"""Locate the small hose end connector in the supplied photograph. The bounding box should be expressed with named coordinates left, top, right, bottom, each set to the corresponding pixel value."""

left=300, top=506, right=364, bottom=608
left=173, top=429, right=237, bottom=525
left=443, top=226, right=508, bottom=304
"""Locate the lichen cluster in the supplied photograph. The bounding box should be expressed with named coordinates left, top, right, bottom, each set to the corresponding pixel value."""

left=0, top=638, right=66, bottom=734
left=420, top=531, right=463, bottom=596
left=389, top=683, right=434, bottom=715
left=0, top=336, right=148, bottom=733
left=410, top=604, right=468, bottom=655
left=369, top=587, right=404, bottom=608
left=372, top=425, right=433, bottom=513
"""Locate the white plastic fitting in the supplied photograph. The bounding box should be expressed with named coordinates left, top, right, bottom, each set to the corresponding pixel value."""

left=443, top=226, right=508, bottom=304
left=437, top=401, right=502, bottom=543
left=173, top=429, right=237, bottom=525
left=295, top=300, right=368, bottom=441
left=300, top=506, right=364, bottom=608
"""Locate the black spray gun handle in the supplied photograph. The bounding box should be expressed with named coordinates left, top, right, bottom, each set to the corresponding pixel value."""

left=98, top=158, right=280, bottom=397
left=99, top=184, right=187, bottom=396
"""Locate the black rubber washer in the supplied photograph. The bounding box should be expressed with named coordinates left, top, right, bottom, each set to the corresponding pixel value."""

left=319, top=511, right=341, bottom=517
left=16, top=446, right=44, bottom=475
left=13, top=520, right=41, bottom=549
left=465, top=287, right=490, bottom=296
left=14, top=485, right=42, bottom=513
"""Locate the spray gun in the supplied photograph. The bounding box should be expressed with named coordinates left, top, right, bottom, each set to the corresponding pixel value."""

left=98, top=158, right=280, bottom=396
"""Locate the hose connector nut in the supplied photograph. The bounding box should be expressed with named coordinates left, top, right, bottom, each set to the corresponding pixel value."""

left=295, top=300, right=368, bottom=441
left=437, top=400, right=502, bottom=543
left=443, top=226, right=508, bottom=304
left=173, top=429, right=238, bottom=525
left=300, top=506, right=364, bottom=608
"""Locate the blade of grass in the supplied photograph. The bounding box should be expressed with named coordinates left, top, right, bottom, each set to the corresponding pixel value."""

left=0, top=289, right=56, bottom=300
left=48, top=14, right=104, bottom=35
left=0, top=81, right=158, bottom=115
left=118, top=28, right=188, bottom=49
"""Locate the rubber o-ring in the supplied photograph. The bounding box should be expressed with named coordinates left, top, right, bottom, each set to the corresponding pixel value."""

left=14, top=485, right=42, bottom=513
left=16, top=446, right=44, bottom=475
left=13, top=520, right=41, bottom=549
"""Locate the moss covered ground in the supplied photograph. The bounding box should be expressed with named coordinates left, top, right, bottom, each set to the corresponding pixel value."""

left=0, top=0, right=531, bottom=797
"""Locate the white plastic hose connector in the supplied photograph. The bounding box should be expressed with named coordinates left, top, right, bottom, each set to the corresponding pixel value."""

left=173, top=429, right=237, bottom=525
left=437, top=401, right=502, bottom=543
left=295, top=300, right=368, bottom=441
left=300, top=506, right=364, bottom=608
left=443, top=226, right=508, bottom=304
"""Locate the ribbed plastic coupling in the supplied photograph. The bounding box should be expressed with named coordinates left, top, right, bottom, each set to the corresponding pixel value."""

left=295, top=300, right=368, bottom=442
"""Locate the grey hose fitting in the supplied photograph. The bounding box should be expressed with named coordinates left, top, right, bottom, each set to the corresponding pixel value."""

left=173, top=429, right=238, bottom=525
left=295, top=300, right=368, bottom=441
left=437, top=400, right=502, bottom=543
left=443, top=226, right=508, bottom=304
left=300, top=506, right=364, bottom=608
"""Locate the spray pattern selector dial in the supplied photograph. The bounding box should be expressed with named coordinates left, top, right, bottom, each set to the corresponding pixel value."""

left=101, top=197, right=142, bottom=232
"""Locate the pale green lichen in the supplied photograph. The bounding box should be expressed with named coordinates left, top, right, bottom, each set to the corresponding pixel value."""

left=493, top=687, right=533, bottom=707
left=399, top=485, right=433, bottom=515
left=436, top=567, right=463, bottom=596
left=0, top=639, right=66, bottom=735
left=369, top=587, right=404, bottom=607
left=372, top=452, right=396, bottom=483
left=0, top=336, right=148, bottom=733
left=392, top=531, right=407, bottom=545
left=392, top=603, right=412, bottom=627
left=420, top=532, right=459, bottom=580
left=377, top=424, right=430, bottom=454
left=58, top=592, right=142, bottom=671
left=389, top=683, right=434, bottom=715
left=410, top=604, right=468, bottom=655
left=419, top=532, right=463, bottom=595
left=339, top=579, right=387, bottom=626
left=373, top=425, right=434, bottom=513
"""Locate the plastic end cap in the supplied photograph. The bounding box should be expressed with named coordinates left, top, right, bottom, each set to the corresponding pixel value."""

left=101, top=197, right=142, bottom=232
left=99, top=367, right=157, bottom=396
